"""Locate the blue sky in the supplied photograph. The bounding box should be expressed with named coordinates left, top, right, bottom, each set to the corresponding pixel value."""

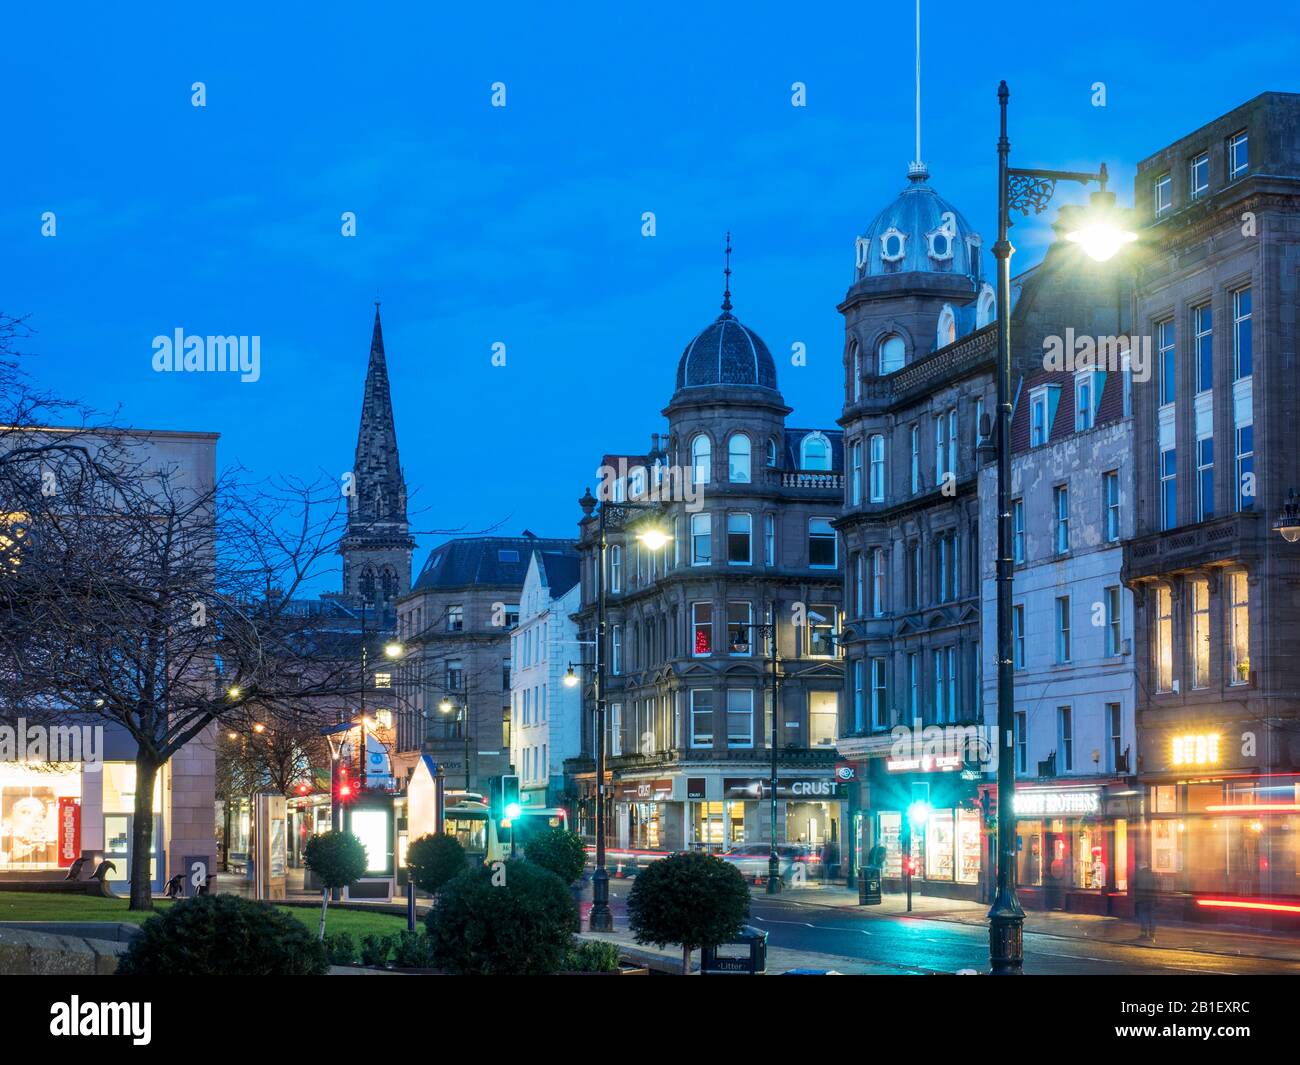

left=4, top=2, right=1296, bottom=587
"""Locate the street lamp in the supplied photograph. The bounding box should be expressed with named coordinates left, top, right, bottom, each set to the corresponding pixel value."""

left=563, top=663, right=580, bottom=688
left=384, top=640, right=405, bottom=660
left=586, top=493, right=671, bottom=932
left=438, top=696, right=472, bottom=790
left=988, top=81, right=1136, bottom=976
left=1273, top=490, right=1300, bottom=542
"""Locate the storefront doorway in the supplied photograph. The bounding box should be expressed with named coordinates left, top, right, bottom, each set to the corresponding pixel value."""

left=102, top=813, right=165, bottom=893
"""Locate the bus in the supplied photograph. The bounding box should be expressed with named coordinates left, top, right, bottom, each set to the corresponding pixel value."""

left=442, top=792, right=569, bottom=864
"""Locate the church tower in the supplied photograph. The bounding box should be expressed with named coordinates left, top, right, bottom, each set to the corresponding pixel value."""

left=340, top=304, right=414, bottom=624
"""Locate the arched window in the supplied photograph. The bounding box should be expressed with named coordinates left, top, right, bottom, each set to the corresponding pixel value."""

left=691, top=434, right=711, bottom=485
left=976, top=283, right=995, bottom=328
left=381, top=566, right=397, bottom=602
left=937, top=305, right=957, bottom=349
left=767, top=437, right=779, bottom=468
left=800, top=432, right=832, bottom=471
left=878, top=335, right=905, bottom=376
left=869, top=434, right=886, bottom=502
left=850, top=340, right=862, bottom=402
left=728, top=434, right=751, bottom=483
left=360, top=567, right=376, bottom=604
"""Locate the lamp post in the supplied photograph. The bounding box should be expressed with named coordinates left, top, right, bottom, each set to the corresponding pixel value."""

left=988, top=80, right=1136, bottom=974
left=588, top=496, right=671, bottom=933
left=438, top=696, right=472, bottom=791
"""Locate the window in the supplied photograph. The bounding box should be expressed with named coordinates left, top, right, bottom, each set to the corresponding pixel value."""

left=850, top=439, right=863, bottom=505
left=1233, top=287, right=1252, bottom=379
left=1012, top=499, right=1025, bottom=563
left=869, top=434, right=885, bottom=502
left=931, top=647, right=957, bottom=724
left=1075, top=372, right=1095, bottom=431
left=691, top=434, right=711, bottom=484
left=726, top=512, right=752, bottom=565
left=1228, top=129, right=1248, bottom=180
left=879, top=334, right=906, bottom=375
left=1193, top=303, right=1213, bottom=395
left=1190, top=577, right=1210, bottom=689
left=871, top=658, right=887, bottom=730
left=1030, top=392, right=1048, bottom=447
left=609, top=545, right=622, bottom=592
left=809, top=692, right=838, bottom=747
left=728, top=434, right=751, bottom=483
left=726, top=690, right=753, bottom=748
left=727, top=601, right=752, bottom=656
left=1104, top=471, right=1120, bottom=541
left=934, top=532, right=957, bottom=603
left=906, top=540, right=921, bottom=608
left=800, top=432, right=832, bottom=471
left=609, top=703, right=623, bottom=756
left=1054, top=485, right=1070, bottom=554
left=691, top=603, right=713, bottom=657
left=611, top=626, right=622, bottom=674
left=1160, top=448, right=1177, bottom=530
left=929, top=228, right=953, bottom=260
left=1196, top=437, right=1215, bottom=522
left=1105, top=585, right=1122, bottom=656
left=1014, top=711, right=1027, bottom=774
left=934, top=414, right=947, bottom=485
left=851, top=342, right=862, bottom=402
left=1106, top=703, right=1123, bottom=773
left=1157, top=319, right=1175, bottom=406
left=1229, top=571, right=1249, bottom=684
left=1012, top=605, right=1025, bottom=669
left=764, top=513, right=775, bottom=566
left=908, top=653, right=920, bottom=717
left=691, top=512, right=711, bottom=566
left=1154, top=172, right=1172, bottom=216
left=1057, top=707, right=1074, bottom=772
left=690, top=690, right=713, bottom=748
left=1236, top=425, right=1254, bottom=512
left=910, top=424, right=921, bottom=493
left=1155, top=585, right=1174, bottom=693
left=808, top=605, right=837, bottom=658
left=933, top=650, right=945, bottom=724
left=1189, top=151, right=1208, bottom=200
left=446, top=658, right=463, bottom=691
left=853, top=660, right=865, bottom=732
left=447, top=605, right=464, bottom=632
left=947, top=409, right=957, bottom=478
left=871, top=547, right=886, bottom=616
left=808, top=518, right=836, bottom=567
left=1055, top=596, right=1071, bottom=663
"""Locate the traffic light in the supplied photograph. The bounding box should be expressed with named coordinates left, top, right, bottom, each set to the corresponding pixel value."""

left=335, top=765, right=356, bottom=806
left=502, top=774, right=521, bottom=824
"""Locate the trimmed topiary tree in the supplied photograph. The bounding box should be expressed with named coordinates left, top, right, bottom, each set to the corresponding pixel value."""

left=424, top=859, right=577, bottom=975
left=117, top=894, right=328, bottom=975
left=407, top=832, right=467, bottom=895
left=303, top=830, right=368, bottom=940
left=627, top=850, right=750, bottom=974
left=524, top=826, right=588, bottom=885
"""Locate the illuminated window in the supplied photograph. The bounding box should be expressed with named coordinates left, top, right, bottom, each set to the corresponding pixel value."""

left=1190, top=577, right=1210, bottom=689
left=1155, top=586, right=1174, bottom=693
left=691, top=603, right=713, bottom=657
left=1229, top=571, right=1249, bottom=684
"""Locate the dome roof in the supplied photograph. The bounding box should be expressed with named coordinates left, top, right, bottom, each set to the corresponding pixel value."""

left=674, top=310, right=779, bottom=392
left=855, top=165, right=982, bottom=281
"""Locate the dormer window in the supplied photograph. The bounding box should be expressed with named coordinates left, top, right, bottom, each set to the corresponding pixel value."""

left=975, top=283, right=995, bottom=328
left=927, top=227, right=954, bottom=261
left=855, top=236, right=870, bottom=271
left=880, top=227, right=906, bottom=263
left=800, top=432, right=832, bottom=471
left=937, top=305, right=957, bottom=348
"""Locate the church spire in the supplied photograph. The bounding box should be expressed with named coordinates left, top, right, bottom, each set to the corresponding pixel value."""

left=342, top=304, right=414, bottom=616
left=720, top=232, right=734, bottom=318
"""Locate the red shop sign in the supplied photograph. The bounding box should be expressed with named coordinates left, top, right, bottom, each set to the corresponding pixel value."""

left=57, top=797, right=81, bottom=867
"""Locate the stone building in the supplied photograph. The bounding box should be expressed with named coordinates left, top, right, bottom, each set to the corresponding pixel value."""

left=567, top=275, right=847, bottom=867
left=1122, top=92, right=1300, bottom=912
left=394, top=534, right=574, bottom=789
left=510, top=547, right=582, bottom=809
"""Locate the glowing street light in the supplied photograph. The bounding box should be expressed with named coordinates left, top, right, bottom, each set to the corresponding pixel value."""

left=383, top=640, right=405, bottom=659
left=1065, top=190, right=1139, bottom=262
left=563, top=663, right=579, bottom=688
left=635, top=526, right=672, bottom=551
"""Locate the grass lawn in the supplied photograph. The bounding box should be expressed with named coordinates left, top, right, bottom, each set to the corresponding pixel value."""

left=0, top=893, right=412, bottom=940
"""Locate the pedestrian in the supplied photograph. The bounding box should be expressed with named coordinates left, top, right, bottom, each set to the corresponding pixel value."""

left=1133, top=862, right=1158, bottom=941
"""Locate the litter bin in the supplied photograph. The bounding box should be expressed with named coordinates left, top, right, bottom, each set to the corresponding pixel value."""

left=700, top=925, right=768, bottom=975
left=858, top=864, right=882, bottom=905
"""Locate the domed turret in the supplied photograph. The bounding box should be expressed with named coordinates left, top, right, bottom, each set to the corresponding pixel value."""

left=854, top=165, right=982, bottom=282
left=674, top=311, right=779, bottom=392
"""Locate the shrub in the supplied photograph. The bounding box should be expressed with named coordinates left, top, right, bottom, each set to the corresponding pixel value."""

left=627, top=850, right=750, bottom=974
left=407, top=832, right=467, bottom=895
left=303, top=830, right=368, bottom=939
left=563, top=939, right=621, bottom=973
left=425, top=859, right=577, bottom=975
left=524, top=827, right=588, bottom=885
left=117, top=895, right=328, bottom=976
left=391, top=929, right=437, bottom=969
left=323, top=930, right=358, bottom=966
left=360, top=933, right=393, bottom=967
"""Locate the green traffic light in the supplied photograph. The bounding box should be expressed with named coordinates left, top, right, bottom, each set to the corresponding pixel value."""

left=505, top=802, right=522, bottom=820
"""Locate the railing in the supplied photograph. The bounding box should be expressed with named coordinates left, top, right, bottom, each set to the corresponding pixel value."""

left=776, top=471, right=844, bottom=490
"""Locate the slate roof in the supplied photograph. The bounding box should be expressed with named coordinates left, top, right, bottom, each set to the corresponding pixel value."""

left=857, top=167, right=982, bottom=282
left=536, top=548, right=581, bottom=597
left=783, top=427, right=846, bottom=473
left=674, top=312, right=779, bottom=392
left=412, top=535, right=576, bottom=592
